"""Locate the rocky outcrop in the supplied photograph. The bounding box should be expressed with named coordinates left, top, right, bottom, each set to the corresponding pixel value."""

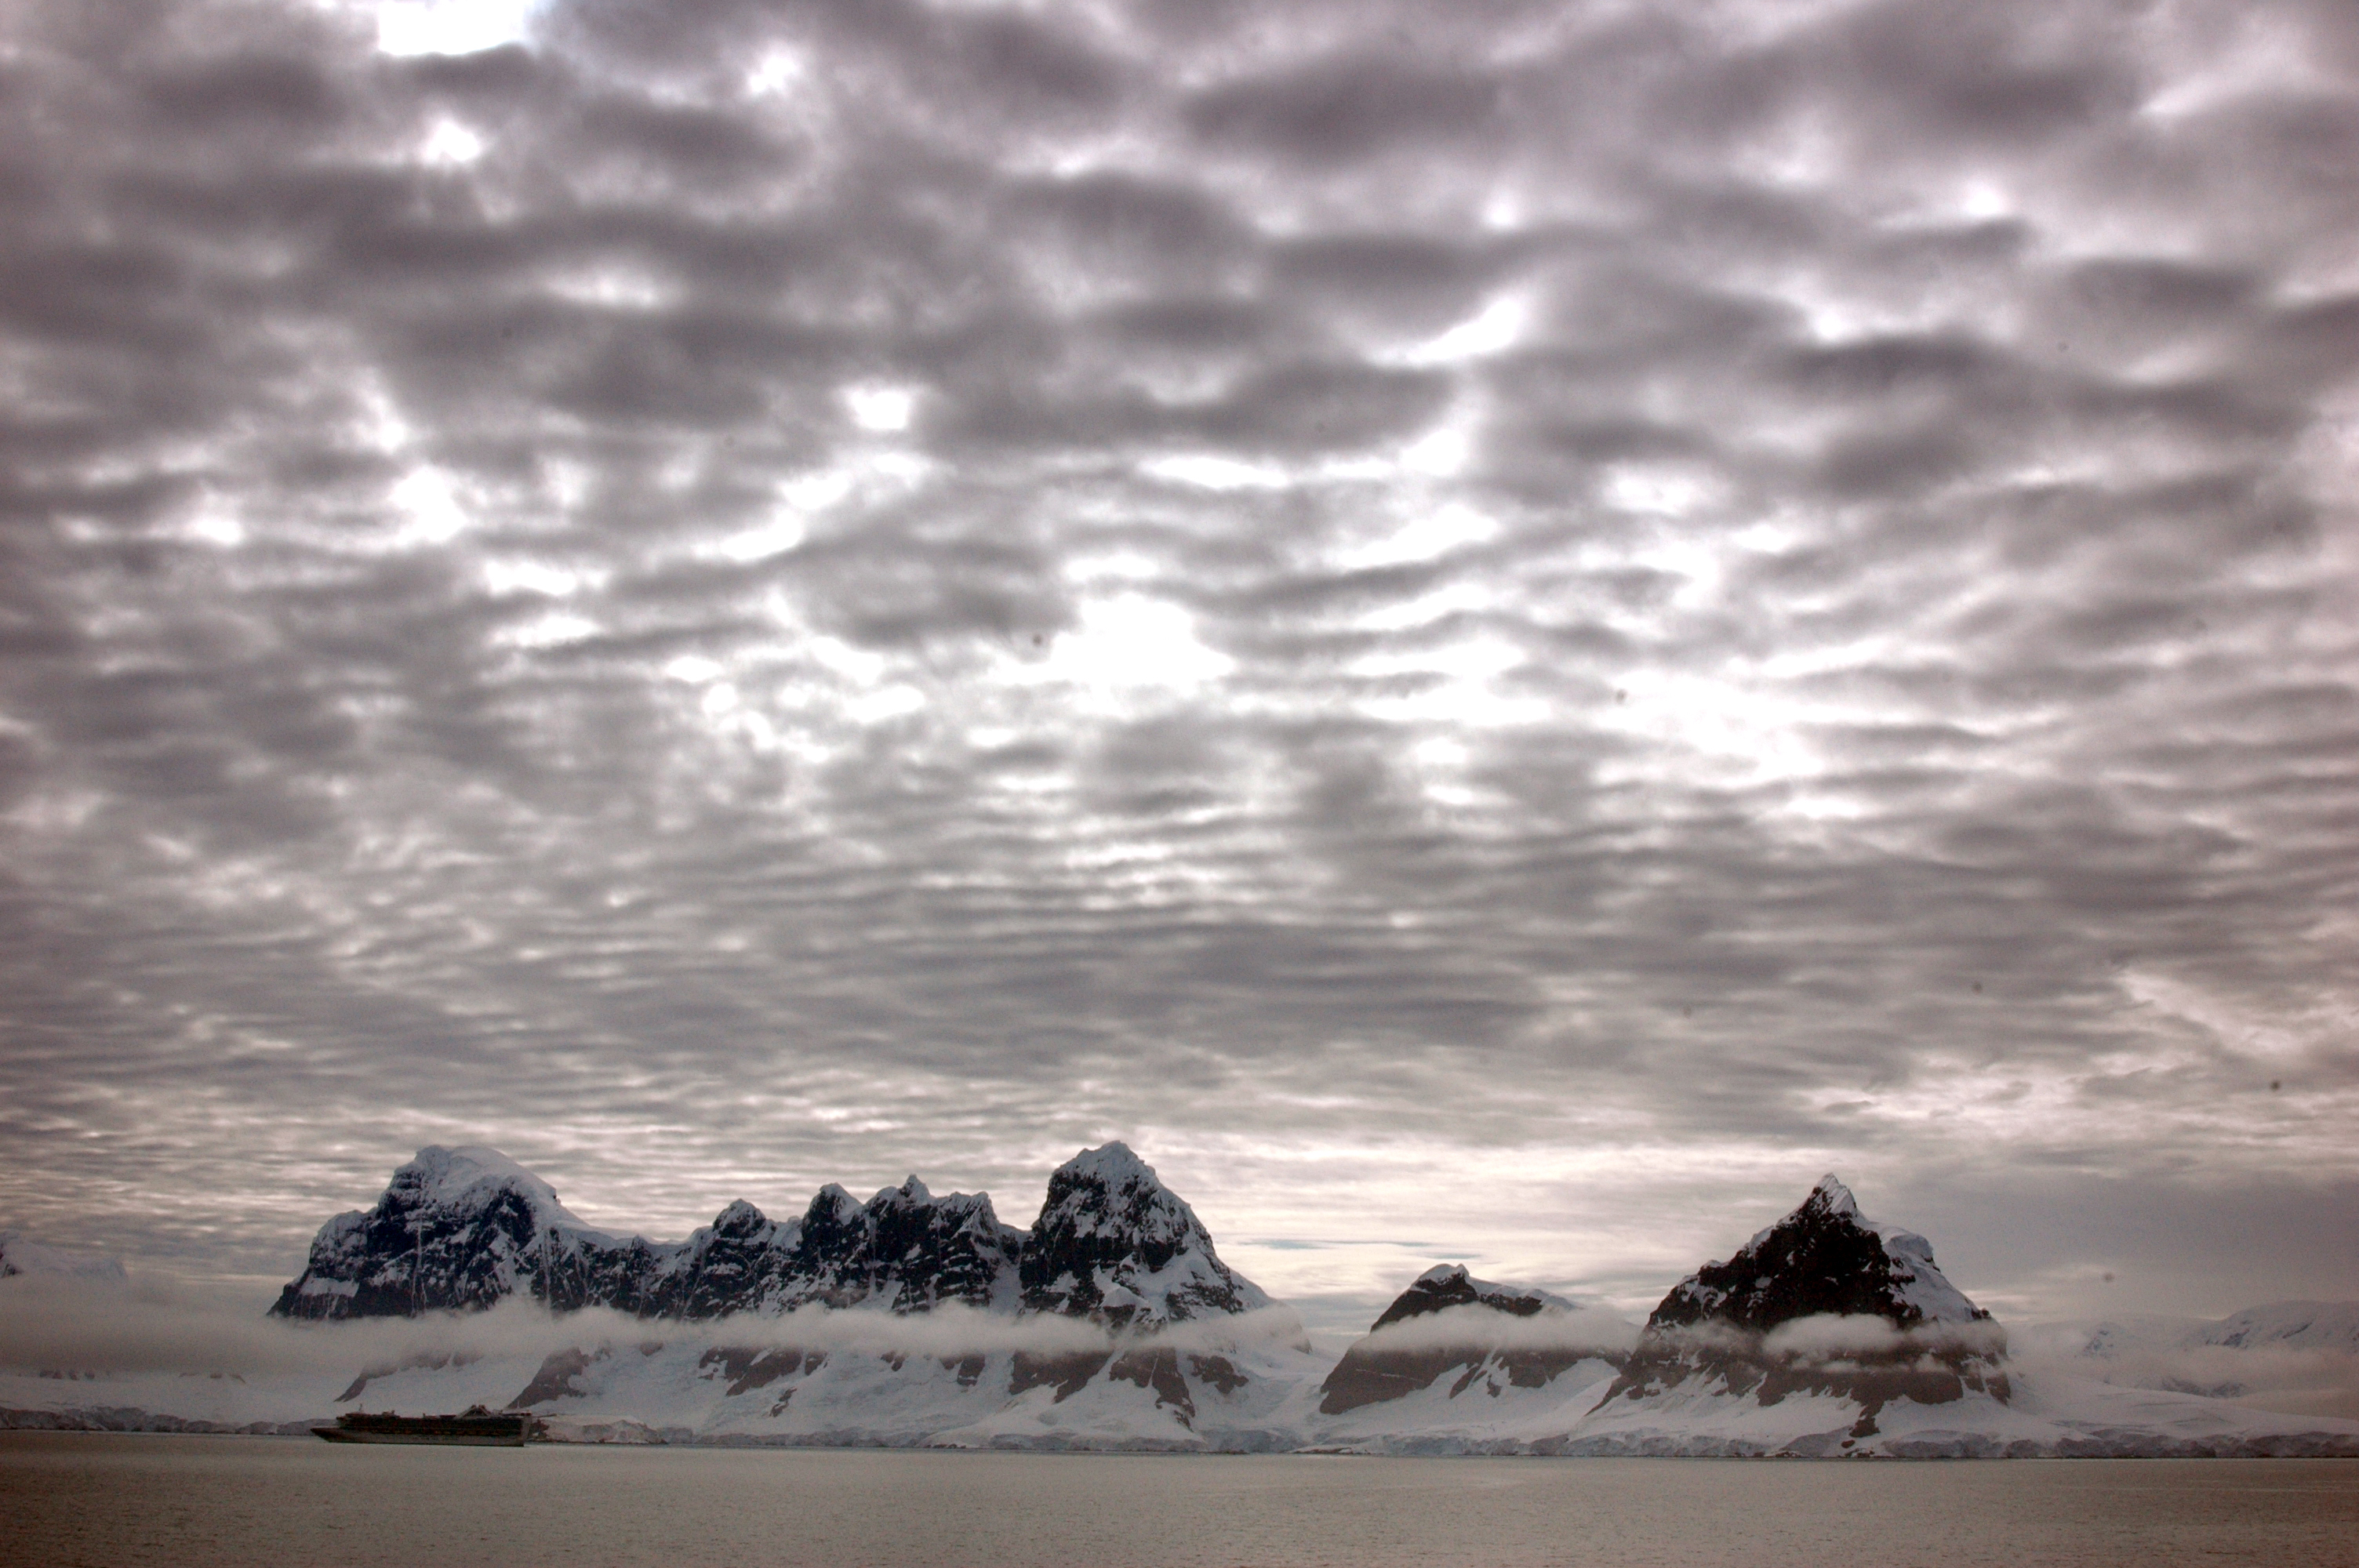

left=1647, top=1174, right=1990, bottom=1333
left=1319, top=1265, right=1619, bottom=1415
left=1017, top=1142, right=1269, bottom=1327
left=1597, top=1175, right=2008, bottom=1433
left=271, top=1142, right=1257, bottom=1328
left=630, top=1181, right=1024, bottom=1319
left=271, top=1147, right=584, bottom=1319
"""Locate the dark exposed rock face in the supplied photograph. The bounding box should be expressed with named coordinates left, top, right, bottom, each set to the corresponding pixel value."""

left=271, top=1148, right=566, bottom=1319
left=1017, top=1142, right=1268, bottom=1327
left=273, top=1142, right=1263, bottom=1329
left=1320, top=1265, right=1619, bottom=1417
left=272, top=1148, right=1025, bottom=1323
left=647, top=1181, right=1026, bottom=1318
left=1646, top=1174, right=1991, bottom=1334
left=1596, top=1174, right=2008, bottom=1419
left=867, top=1180, right=1026, bottom=1312
left=695, top=1345, right=823, bottom=1398
left=1371, top=1265, right=1558, bottom=1330
left=627, top=1200, right=796, bottom=1319
left=1108, top=1347, right=1195, bottom=1420
left=511, top=1347, right=604, bottom=1406
left=1009, top=1348, right=1113, bottom=1402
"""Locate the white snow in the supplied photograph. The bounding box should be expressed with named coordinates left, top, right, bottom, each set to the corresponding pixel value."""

left=2193, top=1301, right=2359, bottom=1353
left=10, top=1323, right=2357, bottom=1456
left=33, top=1151, right=2350, bottom=1457
left=9, top=1270, right=2359, bottom=1457
left=0, top=1235, right=129, bottom=1285
left=394, top=1145, right=614, bottom=1241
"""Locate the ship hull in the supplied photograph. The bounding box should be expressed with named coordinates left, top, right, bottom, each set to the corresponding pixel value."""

left=313, top=1426, right=529, bottom=1446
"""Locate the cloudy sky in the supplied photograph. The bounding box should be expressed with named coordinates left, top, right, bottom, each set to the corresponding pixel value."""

left=2, top=0, right=2355, bottom=1337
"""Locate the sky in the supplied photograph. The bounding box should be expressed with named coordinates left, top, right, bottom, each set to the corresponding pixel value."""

left=1, top=0, right=2354, bottom=1340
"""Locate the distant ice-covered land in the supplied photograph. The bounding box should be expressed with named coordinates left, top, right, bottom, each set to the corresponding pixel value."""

left=5, top=1147, right=2356, bottom=1457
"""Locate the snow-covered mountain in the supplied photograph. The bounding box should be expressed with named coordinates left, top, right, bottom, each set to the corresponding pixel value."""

left=1648, top=1174, right=1988, bottom=1332
left=273, top=1146, right=598, bottom=1318
left=16, top=1165, right=2357, bottom=1457
left=1017, top=1142, right=1266, bottom=1327
left=271, top=1142, right=1244, bottom=1327
left=2025, top=1300, right=2359, bottom=1406
left=0, top=1233, right=128, bottom=1285
left=1596, top=1174, right=2008, bottom=1445
left=2189, top=1301, right=2359, bottom=1354
left=1318, top=1265, right=1621, bottom=1416
left=2037, top=1301, right=2359, bottom=1368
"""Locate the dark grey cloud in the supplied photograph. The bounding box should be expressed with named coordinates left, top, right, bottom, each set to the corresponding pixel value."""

left=0, top=0, right=2354, bottom=1334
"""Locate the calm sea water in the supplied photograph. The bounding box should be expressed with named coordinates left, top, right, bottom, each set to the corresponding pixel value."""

left=4, top=1434, right=2354, bottom=1568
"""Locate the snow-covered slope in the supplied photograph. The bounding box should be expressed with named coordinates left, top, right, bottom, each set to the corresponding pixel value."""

left=272, top=1143, right=1252, bottom=1328
left=12, top=1326, right=2352, bottom=1456
left=0, top=1234, right=128, bottom=1286
left=2018, top=1300, right=2359, bottom=1410
left=1317, top=1265, right=1630, bottom=1416
left=490, top=1307, right=1328, bottom=1452
left=1594, top=1174, right=2008, bottom=1439
left=21, top=1165, right=2357, bottom=1457
left=2190, top=1301, right=2359, bottom=1354
left=273, top=1145, right=626, bottom=1319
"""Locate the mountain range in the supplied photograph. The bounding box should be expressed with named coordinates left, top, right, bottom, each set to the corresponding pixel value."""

left=271, top=1142, right=1263, bottom=1328
left=7, top=1145, right=2357, bottom=1457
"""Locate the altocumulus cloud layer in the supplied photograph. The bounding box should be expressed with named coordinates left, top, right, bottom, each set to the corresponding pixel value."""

left=2, top=0, right=2356, bottom=1330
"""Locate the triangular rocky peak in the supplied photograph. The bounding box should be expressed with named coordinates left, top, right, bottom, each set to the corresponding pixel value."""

left=1019, top=1142, right=1268, bottom=1327
left=1596, top=1176, right=2008, bottom=1433
left=1648, top=1174, right=1989, bottom=1334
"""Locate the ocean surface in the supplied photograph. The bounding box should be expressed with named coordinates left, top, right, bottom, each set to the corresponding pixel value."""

left=5, top=1434, right=2355, bottom=1568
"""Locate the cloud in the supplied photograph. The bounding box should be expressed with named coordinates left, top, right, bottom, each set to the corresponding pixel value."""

left=0, top=1271, right=1303, bottom=1379
left=1346, top=1302, right=1638, bottom=1359
left=0, top=0, right=2353, bottom=1335
left=1757, top=1313, right=2008, bottom=1364
left=2008, top=1327, right=2359, bottom=1423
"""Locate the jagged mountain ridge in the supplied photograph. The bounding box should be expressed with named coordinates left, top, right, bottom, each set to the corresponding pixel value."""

left=272, top=1142, right=1249, bottom=1327
left=26, top=1169, right=2359, bottom=1457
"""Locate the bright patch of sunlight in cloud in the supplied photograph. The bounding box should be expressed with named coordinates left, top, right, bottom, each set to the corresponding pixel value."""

left=370, top=0, right=538, bottom=57
left=1027, top=597, right=1234, bottom=696
left=843, top=385, right=917, bottom=434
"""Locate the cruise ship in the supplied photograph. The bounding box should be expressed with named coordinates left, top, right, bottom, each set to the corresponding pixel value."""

left=313, top=1406, right=539, bottom=1446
